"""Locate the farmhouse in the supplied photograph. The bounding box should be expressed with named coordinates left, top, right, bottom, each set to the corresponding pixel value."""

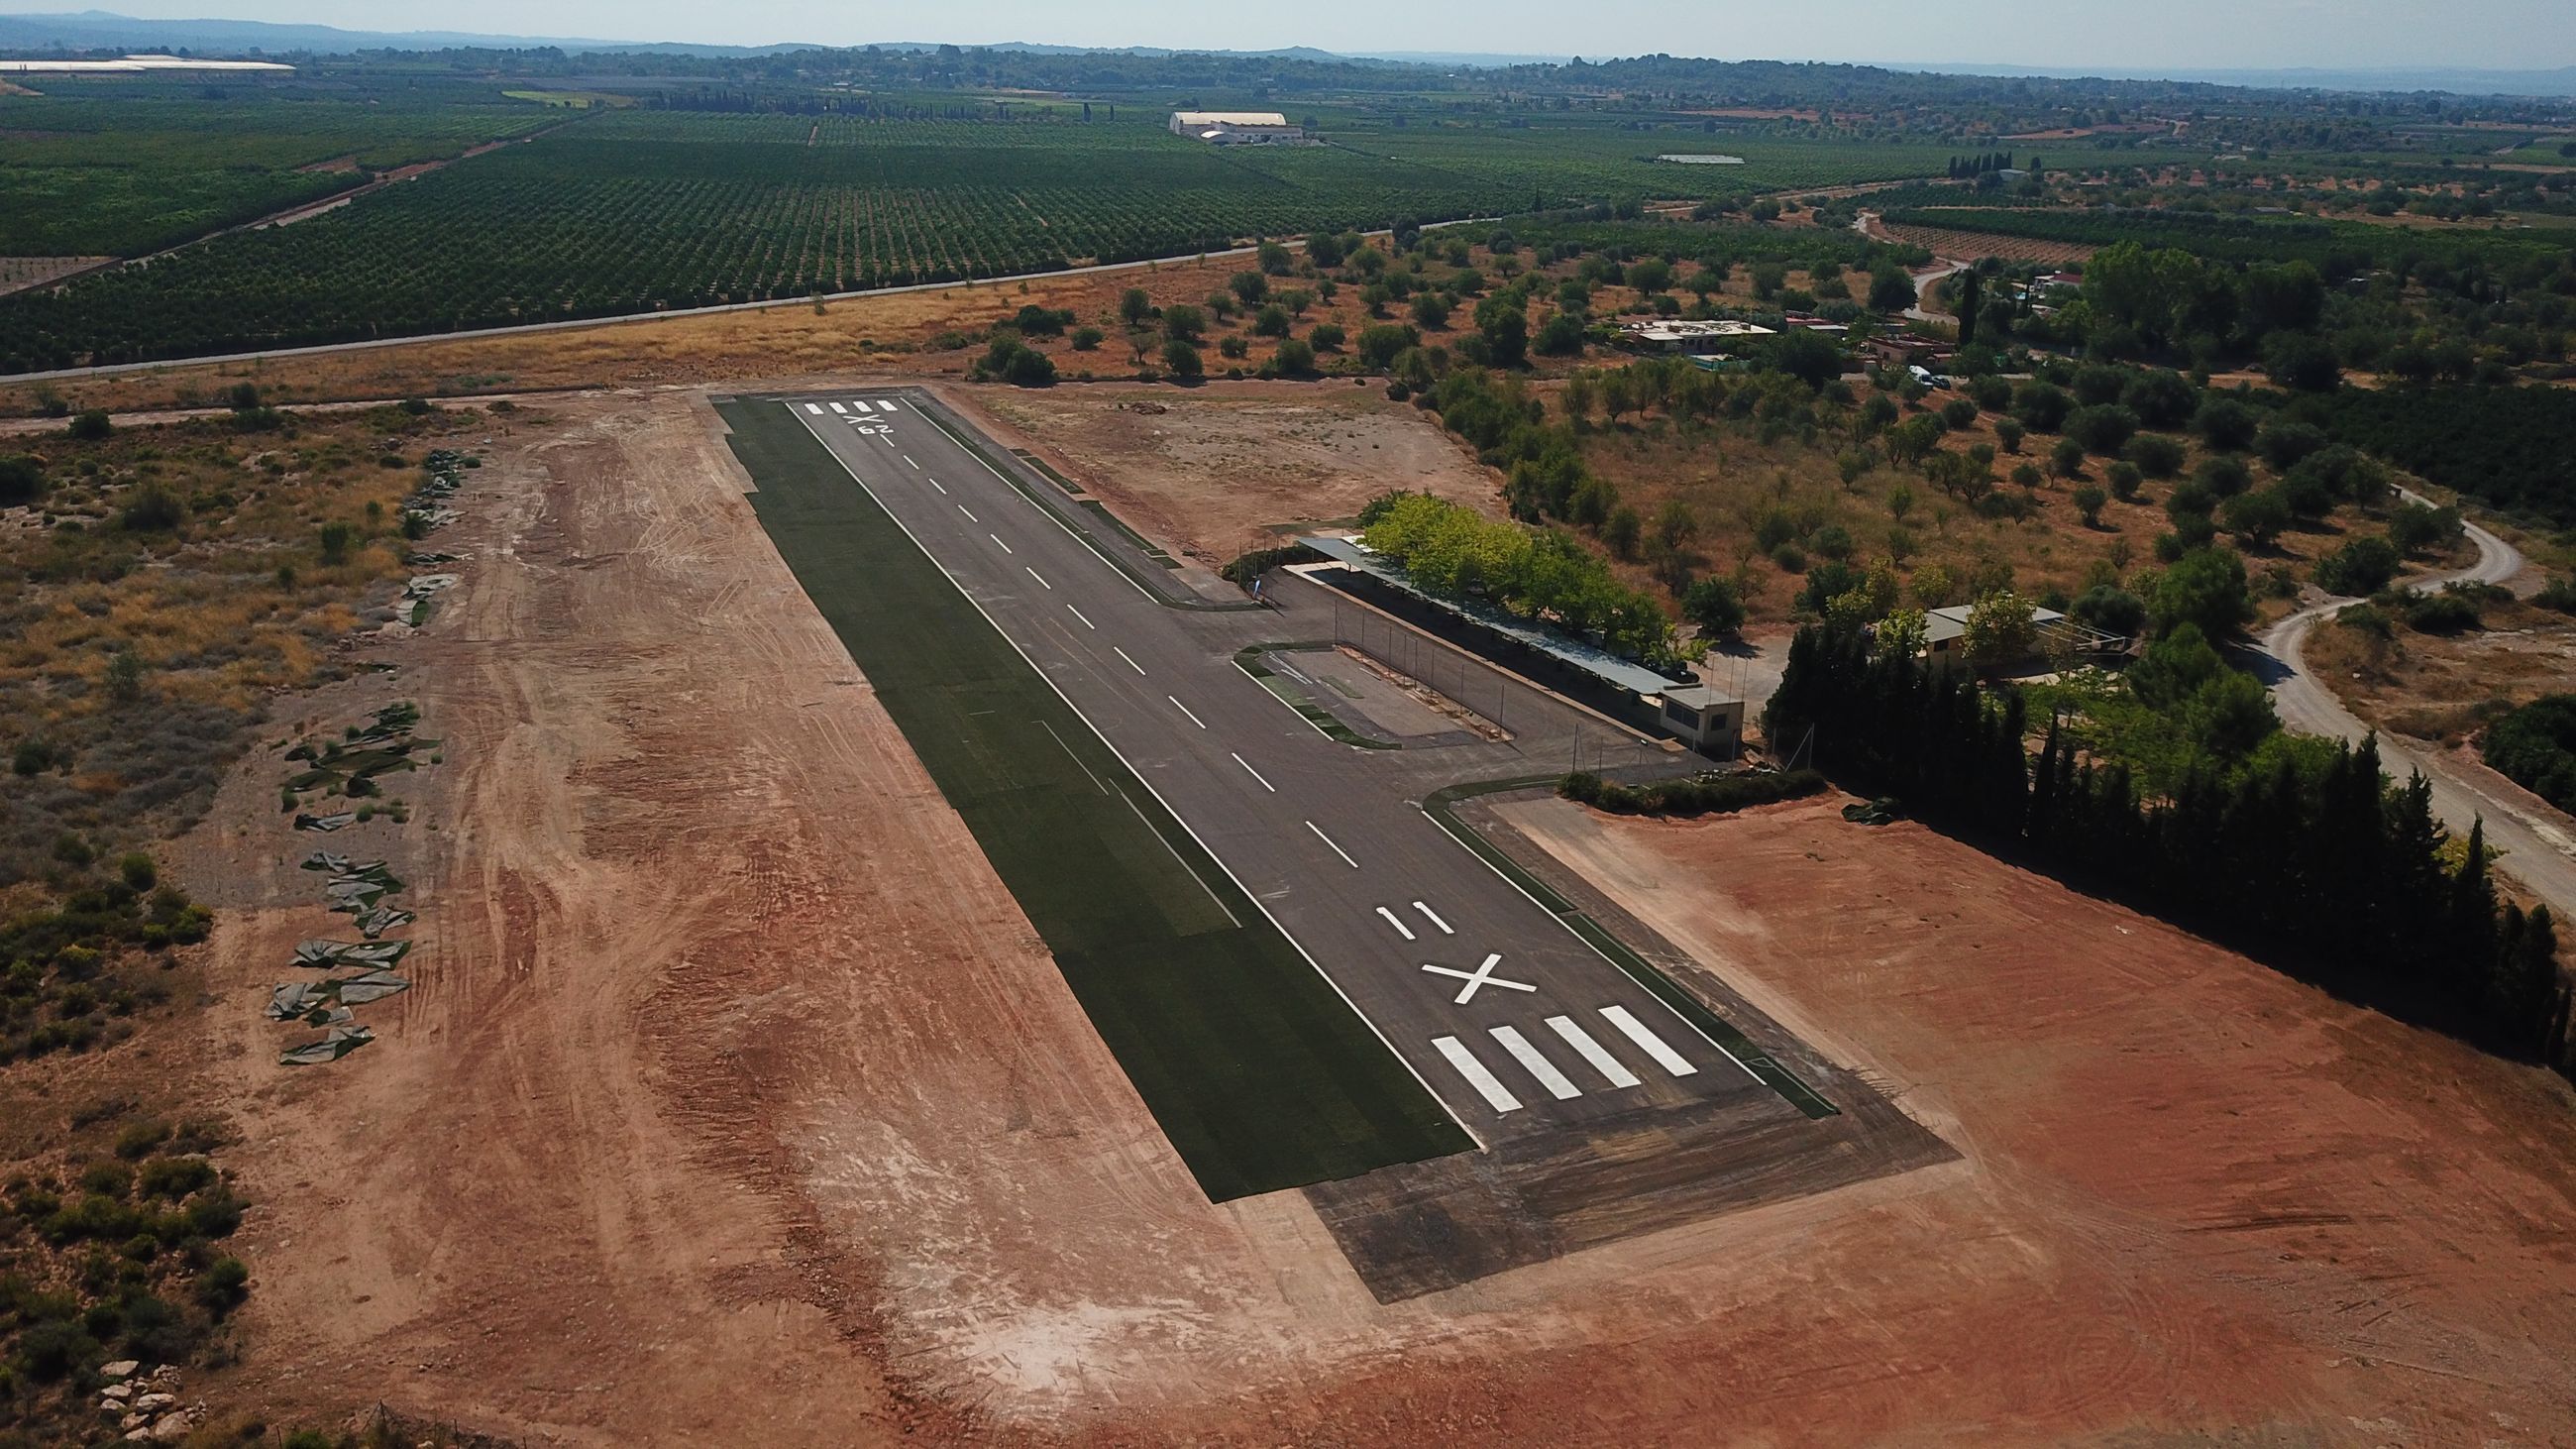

left=1168, top=111, right=1303, bottom=145
left=1620, top=318, right=1775, bottom=353
left=1919, top=603, right=2129, bottom=672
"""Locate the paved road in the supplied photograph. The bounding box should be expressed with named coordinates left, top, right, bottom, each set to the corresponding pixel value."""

left=2254, top=496, right=2576, bottom=917
left=778, top=389, right=1806, bottom=1145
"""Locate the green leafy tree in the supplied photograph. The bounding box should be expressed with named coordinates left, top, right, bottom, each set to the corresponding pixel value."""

left=2149, top=546, right=2255, bottom=639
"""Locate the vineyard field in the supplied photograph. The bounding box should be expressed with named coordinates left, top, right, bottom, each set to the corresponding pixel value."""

left=0, top=111, right=1951, bottom=371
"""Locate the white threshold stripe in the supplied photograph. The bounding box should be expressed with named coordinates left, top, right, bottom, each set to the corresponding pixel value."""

left=878, top=399, right=901, bottom=412
left=958, top=504, right=977, bottom=522
left=1414, top=902, right=1454, bottom=935
left=1113, top=645, right=1144, bottom=675
left=1373, top=906, right=1417, bottom=941
left=990, top=533, right=1013, bottom=554
left=1028, top=567, right=1053, bottom=591
left=828, top=401, right=847, bottom=413
left=1433, top=1037, right=1522, bottom=1113
left=1232, top=752, right=1276, bottom=793
left=1168, top=695, right=1206, bottom=728
left=805, top=402, right=824, bottom=415
left=1306, top=820, right=1358, bottom=868
left=1546, top=1015, right=1642, bottom=1088
left=1600, top=1005, right=1698, bottom=1077
left=1490, top=1026, right=1580, bottom=1100
left=1067, top=604, right=1095, bottom=629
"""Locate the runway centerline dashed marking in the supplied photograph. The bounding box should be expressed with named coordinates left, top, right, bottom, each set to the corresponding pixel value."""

left=1374, top=906, right=1417, bottom=941
left=958, top=504, right=978, bottom=522
left=1306, top=821, right=1358, bottom=869
left=1414, top=902, right=1454, bottom=935
left=904, top=455, right=919, bottom=470
left=1027, top=567, right=1053, bottom=591
left=1547, top=1015, right=1641, bottom=1088
left=927, top=478, right=947, bottom=494
left=1232, top=752, right=1277, bottom=793
left=1433, top=1037, right=1522, bottom=1113
left=1490, top=1026, right=1580, bottom=1100
left=1600, top=1006, right=1698, bottom=1077
left=1169, top=695, right=1206, bottom=728
left=1113, top=646, right=1145, bottom=675
left=989, top=533, right=1014, bottom=554
left=1067, top=604, right=1095, bottom=629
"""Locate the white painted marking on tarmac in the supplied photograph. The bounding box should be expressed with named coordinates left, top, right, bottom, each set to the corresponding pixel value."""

left=1232, top=752, right=1276, bottom=792
left=1423, top=953, right=1534, bottom=1004
left=1490, top=1026, right=1580, bottom=1100
left=805, top=403, right=824, bottom=415
left=1306, top=821, right=1358, bottom=868
left=781, top=393, right=1485, bottom=1148
left=1114, top=646, right=1145, bottom=675
left=1067, top=604, right=1095, bottom=630
left=827, top=401, right=847, bottom=414
left=883, top=434, right=899, bottom=448
left=1600, top=1006, right=1699, bottom=1077
left=1169, top=695, right=1206, bottom=728
left=989, top=533, right=1013, bottom=554
left=904, top=455, right=919, bottom=470
left=877, top=399, right=901, bottom=412
left=1374, top=906, right=1417, bottom=941
left=1546, top=1016, right=1641, bottom=1088
left=958, top=504, right=978, bottom=522
left=1413, top=902, right=1454, bottom=935
left=928, top=478, right=947, bottom=495
left=1433, top=1037, right=1522, bottom=1113
left=1028, top=567, right=1053, bottom=591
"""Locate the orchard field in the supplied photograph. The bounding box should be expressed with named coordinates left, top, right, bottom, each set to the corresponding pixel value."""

left=0, top=104, right=1949, bottom=371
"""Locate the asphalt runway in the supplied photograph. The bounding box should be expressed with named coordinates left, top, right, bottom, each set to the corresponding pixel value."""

left=778, top=388, right=1809, bottom=1148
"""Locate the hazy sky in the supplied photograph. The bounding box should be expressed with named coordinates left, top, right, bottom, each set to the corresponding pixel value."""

left=49, top=0, right=2576, bottom=71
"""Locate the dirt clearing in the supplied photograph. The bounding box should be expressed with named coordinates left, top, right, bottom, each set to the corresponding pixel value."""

left=1495, top=792, right=2576, bottom=1444
left=961, top=381, right=1504, bottom=565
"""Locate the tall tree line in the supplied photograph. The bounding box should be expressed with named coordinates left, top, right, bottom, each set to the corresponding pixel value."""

left=1768, top=625, right=2573, bottom=1075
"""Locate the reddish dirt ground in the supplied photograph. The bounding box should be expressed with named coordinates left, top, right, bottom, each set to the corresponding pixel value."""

left=958, top=380, right=1505, bottom=565
left=156, top=390, right=2576, bottom=1446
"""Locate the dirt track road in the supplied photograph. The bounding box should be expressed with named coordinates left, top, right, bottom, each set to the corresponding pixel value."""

left=2253, top=497, right=2576, bottom=916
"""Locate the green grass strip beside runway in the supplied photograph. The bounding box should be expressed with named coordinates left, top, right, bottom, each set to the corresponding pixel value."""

left=721, top=398, right=1472, bottom=1200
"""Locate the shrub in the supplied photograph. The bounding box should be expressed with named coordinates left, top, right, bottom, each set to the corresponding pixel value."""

left=2051, top=437, right=2088, bottom=479
left=1560, top=768, right=1826, bottom=819
left=2194, top=455, right=2252, bottom=499
left=0, top=454, right=45, bottom=506
left=2403, top=591, right=2482, bottom=634
left=2194, top=395, right=2259, bottom=452
left=2126, top=433, right=2186, bottom=479
left=118, top=483, right=184, bottom=532
left=1682, top=576, right=1745, bottom=636
left=1069, top=325, right=1104, bottom=351
left=2064, top=403, right=2140, bottom=456
left=1992, top=416, right=2026, bottom=454
left=2314, top=535, right=2402, bottom=596
left=1771, top=541, right=1807, bottom=573
left=67, top=409, right=113, bottom=441
left=2012, top=382, right=2073, bottom=432
left=2073, top=485, right=2108, bottom=526
left=1940, top=396, right=1979, bottom=430
left=2483, top=694, right=2576, bottom=814
left=2105, top=460, right=2144, bottom=502
left=2257, top=420, right=2329, bottom=472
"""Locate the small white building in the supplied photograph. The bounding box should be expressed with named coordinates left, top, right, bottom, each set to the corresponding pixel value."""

left=1168, top=111, right=1302, bottom=145
left=1620, top=318, right=1775, bottom=352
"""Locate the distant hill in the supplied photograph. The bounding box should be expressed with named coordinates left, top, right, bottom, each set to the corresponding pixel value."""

left=1915, top=60, right=2576, bottom=99
left=0, top=9, right=814, bottom=56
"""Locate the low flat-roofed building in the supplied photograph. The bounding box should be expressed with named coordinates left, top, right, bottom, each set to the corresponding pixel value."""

left=1620, top=318, right=1777, bottom=352
left=1168, top=111, right=1303, bottom=144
